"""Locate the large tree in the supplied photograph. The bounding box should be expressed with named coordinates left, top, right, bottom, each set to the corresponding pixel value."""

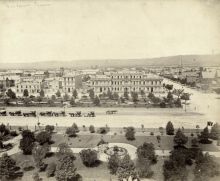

left=108, top=153, right=120, bottom=174
left=136, top=158, right=153, bottom=178
left=79, top=149, right=98, bottom=167
left=55, top=154, right=81, bottom=181
left=199, top=127, right=212, bottom=144
left=166, top=121, right=175, bottom=135
left=72, top=89, right=78, bottom=99
left=125, top=127, right=135, bottom=141
left=32, top=143, right=49, bottom=171
left=181, top=93, right=190, bottom=112
left=136, top=142, right=157, bottom=164
left=194, top=152, right=220, bottom=181
left=6, top=89, right=16, bottom=99
left=93, top=95, right=100, bottom=106
left=19, top=130, right=35, bottom=155
left=88, top=89, right=95, bottom=100
left=0, top=153, right=21, bottom=180
left=35, top=131, right=51, bottom=145
left=23, top=89, right=29, bottom=97
left=117, top=154, right=138, bottom=181
left=209, top=123, right=220, bottom=140
left=174, top=129, right=188, bottom=147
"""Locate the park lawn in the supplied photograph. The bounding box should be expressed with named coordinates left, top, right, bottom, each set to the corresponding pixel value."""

left=51, top=133, right=219, bottom=151
left=51, top=133, right=175, bottom=150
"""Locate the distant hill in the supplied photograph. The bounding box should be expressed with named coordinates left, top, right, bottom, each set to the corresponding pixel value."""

left=1, top=54, right=220, bottom=69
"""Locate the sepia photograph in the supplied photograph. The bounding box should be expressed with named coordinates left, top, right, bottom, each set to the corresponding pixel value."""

left=0, top=0, right=220, bottom=180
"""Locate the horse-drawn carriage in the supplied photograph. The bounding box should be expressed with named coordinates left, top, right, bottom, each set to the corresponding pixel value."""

left=69, top=111, right=82, bottom=117
left=9, top=110, right=22, bottom=116
left=53, top=111, right=66, bottom=117
left=23, top=111, right=36, bottom=117
left=84, top=111, right=95, bottom=117
left=106, top=110, right=118, bottom=114
left=0, top=109, right=7, bottom=116
left=39, top=111, right=53, bottom=117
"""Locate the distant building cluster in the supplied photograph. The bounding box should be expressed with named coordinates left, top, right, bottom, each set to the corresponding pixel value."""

left=0, top=68, right=164, bottom=98
left=160, top=66, right=220, bottom=91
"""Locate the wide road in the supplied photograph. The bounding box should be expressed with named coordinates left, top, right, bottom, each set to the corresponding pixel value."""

left=0, top=106, right=208, bottom=129
left=163, top=78, right=220, bottom=124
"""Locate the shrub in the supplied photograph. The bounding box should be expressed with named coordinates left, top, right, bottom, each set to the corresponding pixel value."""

left=199, top=127, right=212, bottom=144
left=79, top=149, right=99, bottom=167
left=150, top=132, right=154, bottom=136
left=174, top=129, right=188, bottom=146
left=137, top=142, right=157, bottom=164
left=97, top=127, right=108, bottom=134
left=125, top=127, right=135, bottom=140
left=166, top=121, right=174, bottom=135
left=36, top=131, right=51, bottom=145
left=89, top=125, right=95, bottom=133
left=10, top=130, right=18, bottom=137
left=108, top=153, right=120, bottom=174
left=66, top=127, right=77, bottom=137
left=19, top=130, right=35, bottom=155
left=45, top=125, right=55, bottom=134
left=46, top=162, right=56, bottom=177
left=191, top=133, right=194, bottom=137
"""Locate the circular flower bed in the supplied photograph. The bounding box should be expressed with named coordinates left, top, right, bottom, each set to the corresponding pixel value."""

left=104, top=145, right=127, bottom=157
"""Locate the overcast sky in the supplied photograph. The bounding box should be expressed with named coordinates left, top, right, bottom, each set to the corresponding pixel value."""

left=0, top=0, right=220, bottom=63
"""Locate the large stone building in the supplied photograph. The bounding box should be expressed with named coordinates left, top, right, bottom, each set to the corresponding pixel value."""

left=88, top=71, right=164, bottom=95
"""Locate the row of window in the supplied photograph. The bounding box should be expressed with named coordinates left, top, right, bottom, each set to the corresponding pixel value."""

left=92, top=80, right=161, bottom=85
left=17, top=85, right=40, bottom=89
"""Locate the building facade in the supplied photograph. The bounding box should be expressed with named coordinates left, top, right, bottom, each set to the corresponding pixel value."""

left=88, top=71, right=164, bottom=95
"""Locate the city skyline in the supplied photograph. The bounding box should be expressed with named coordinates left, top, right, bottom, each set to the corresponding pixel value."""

left=0, top=0, right=220, bottom=64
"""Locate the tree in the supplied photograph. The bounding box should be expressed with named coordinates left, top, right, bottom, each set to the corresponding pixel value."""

left=174, top=129, right=188, bottom=146
left=137, top=142, right=157, bottom=164
left=136, top=158, right=153, bottom=178
left=191, top=138, right=199, bottom=147
left=165, top=84, right=173, bottom=92
left=46, top=162, right=56, bottom=177
left=166, top=121, right=175, bottom=135
left=72, top=123, right=79, bottom=132
left=140, top=90, right=145, bottom=97
left=199, top=127, right=212, bottom=144
left=88, top=89, right=95, bottom=100
left=0, top=153, right=21, bottom=180
left=0, top=123, right=9, bottom=136
left=66, top=127, right=77, bottom=137
left=163, top=159, right=188, bottom=181
left=108, top=153, right=120, bottom=174
left=56, top=90, right=61, bottom=97
left=194, top=152, right=220, bottom=181
left=124, top=90, right=129, bottom=100
left=56, top=143, right=73, bottom=158
left=36, top=131, right=51, bottom=145
left=32, top=143, right=49, bottom=171
left=131, top=92, right=138, bottom=103
left=113, top=92, right=119, bottom=100
left=19, top=130, right=35, bottom=155
left=63, top=93, right=69, bottom=101
left=55, top=154, right=81, bottom=181
left=173, top=89, right=184, bottom=98
left=117, top=154, right=138, bottom=181
left=89, top=125, right=95, bottom=133
left=167, top=92, right=173, bottom=101
left=39, top=89, right=44, bottom=97
left=181, top=93, right=190, bottom=112
left=125, top=127, right=135, bottom=141
left=107, top=89, right=113, bottom=100
left=23, top=89, right=29, bottom=97
left=209, top=123, right=220, bottom=140
left=45, top=125, right=54, bottom=134
left=72, top=89, right=78, bottom=99
left=6, top=89, right=16, bottom=99
left=70, top=97, right=76, bottom=106
left=79, top=149, right=98, bottom=167
left=93, top=95, right=100, bottom=106
left=51, top=95, right=56, bottom=101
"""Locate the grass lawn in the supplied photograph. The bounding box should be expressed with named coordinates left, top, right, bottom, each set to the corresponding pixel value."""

left=52, top=133, right=219, bottom=151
